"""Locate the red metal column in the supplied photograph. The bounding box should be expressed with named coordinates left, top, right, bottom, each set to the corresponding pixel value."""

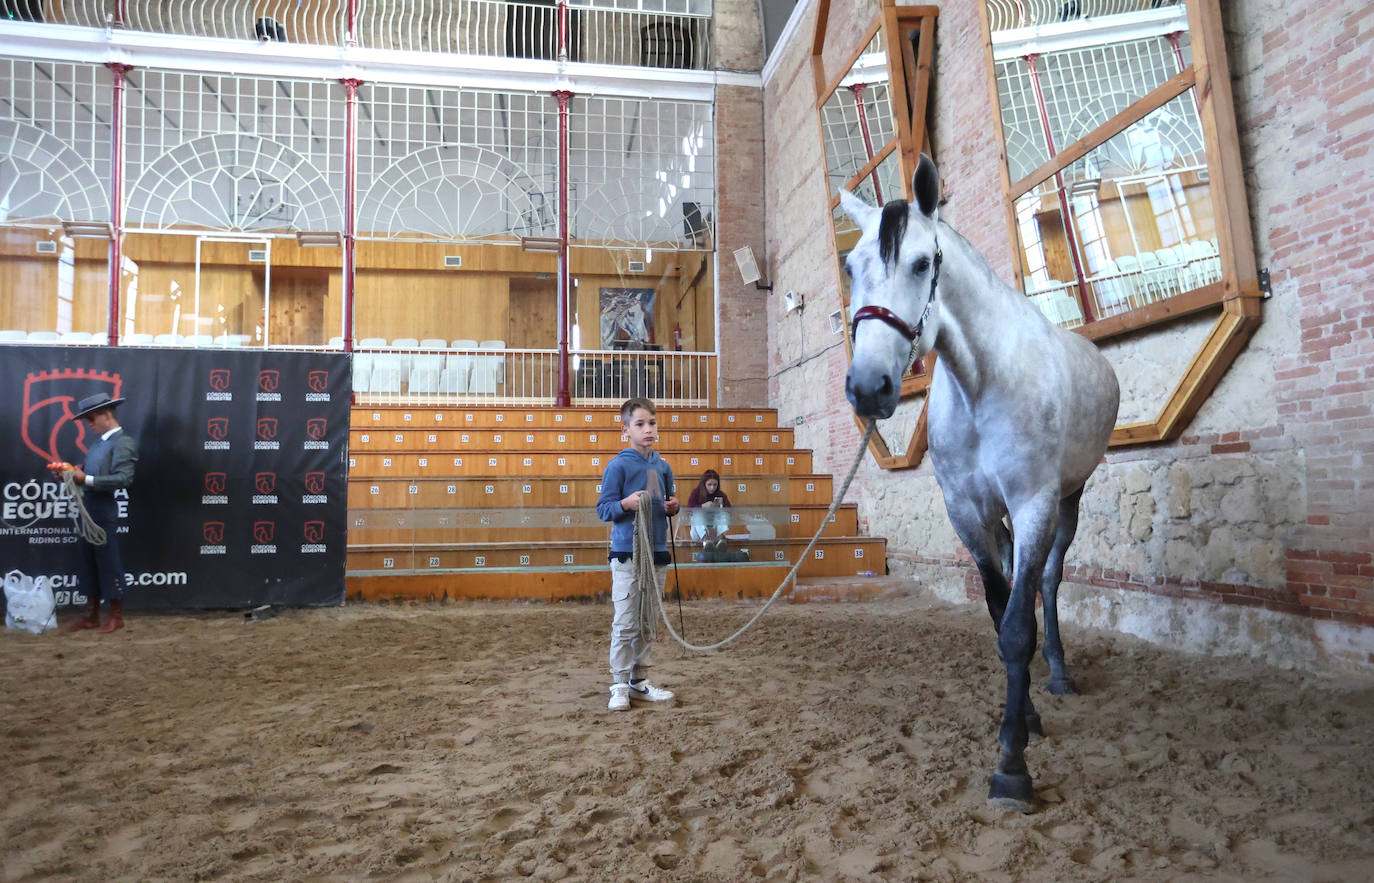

left=342, top=78, right=360, bottom=353
left=849, top=83, right=883, bottom=204
left=106, top=62, right=132, bottom=346
left=555, top=89, right=572, bottom=406
left=557, top=0, right=569, bottom=62
left=1025, top=54, right=1095, bottom=323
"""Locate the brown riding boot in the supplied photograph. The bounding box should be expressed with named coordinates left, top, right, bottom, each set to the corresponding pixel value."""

left=65, top=595, right=100, bottom=632
left=96, top=599, right=124, bottom=634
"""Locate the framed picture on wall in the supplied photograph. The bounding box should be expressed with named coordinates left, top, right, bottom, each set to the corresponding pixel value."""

left=599, top=287, right=656, bottom=348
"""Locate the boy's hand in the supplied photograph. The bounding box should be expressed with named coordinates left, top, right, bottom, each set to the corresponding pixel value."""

left=620, top=494, right=641, bottom=512
left=71, top=466, right=88, bottom=483
left=664, top=495, right=680, bottom=516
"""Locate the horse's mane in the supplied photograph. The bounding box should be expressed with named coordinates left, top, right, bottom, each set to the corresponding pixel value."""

left=878, top=200, right=909, bottom=267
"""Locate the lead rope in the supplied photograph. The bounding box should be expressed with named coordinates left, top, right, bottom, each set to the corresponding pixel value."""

left=61, top=471, right=108, bottom=545
left=631, top=418, right=877, bottom=653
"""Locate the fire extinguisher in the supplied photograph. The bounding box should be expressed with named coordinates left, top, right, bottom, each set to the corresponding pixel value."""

left=673, top=324, right=683, bottom=351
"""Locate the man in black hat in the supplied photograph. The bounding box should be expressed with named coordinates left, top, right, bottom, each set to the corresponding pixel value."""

left=48, top=392, right=139, bottom=634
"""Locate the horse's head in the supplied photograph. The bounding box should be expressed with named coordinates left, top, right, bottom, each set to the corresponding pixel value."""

left=841, top=153, right=942, bottom=420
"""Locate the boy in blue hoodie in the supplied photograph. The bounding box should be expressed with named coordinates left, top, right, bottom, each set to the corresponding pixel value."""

left=596, top=397, right=680, bottom=711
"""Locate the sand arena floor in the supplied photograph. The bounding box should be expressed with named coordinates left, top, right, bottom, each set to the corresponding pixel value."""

left=2, top=587, right=1372, bottom=881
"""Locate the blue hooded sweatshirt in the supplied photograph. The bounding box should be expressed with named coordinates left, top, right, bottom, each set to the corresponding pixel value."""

left=596, top=447, right=676, bottom=555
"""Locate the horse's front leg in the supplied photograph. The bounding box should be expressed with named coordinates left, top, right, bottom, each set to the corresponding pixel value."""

left=989, top=502, right=1056, bottom=813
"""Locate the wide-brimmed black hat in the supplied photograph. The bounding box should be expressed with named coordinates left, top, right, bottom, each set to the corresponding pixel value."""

left=73, top=392, right=126, bottom=419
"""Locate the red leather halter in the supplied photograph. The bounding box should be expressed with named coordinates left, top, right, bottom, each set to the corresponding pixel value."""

left=851, top=245, right=942, bottom=343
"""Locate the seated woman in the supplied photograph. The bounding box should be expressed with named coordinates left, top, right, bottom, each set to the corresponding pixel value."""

left=687, top=469, right=732, bottom=546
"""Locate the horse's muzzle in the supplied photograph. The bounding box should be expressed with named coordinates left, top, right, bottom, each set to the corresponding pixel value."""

left=845, top=364, right=898, bottom=420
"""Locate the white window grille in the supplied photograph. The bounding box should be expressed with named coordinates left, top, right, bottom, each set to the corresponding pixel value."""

left=569, top=96, right=714, bottom=248
left=357, top=85, right=557, bottom=241
left=123, top=71, right=344, bottom=232
left=0, top=59, right=111, bottom=225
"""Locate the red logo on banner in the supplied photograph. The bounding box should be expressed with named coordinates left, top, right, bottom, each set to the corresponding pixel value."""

left=307, top=370, right=328, bottom=393
left=257, top=417, right=278, bottom=440
left=204, top=472, right=226, bottom=495
left=208, top=369, right=231, bottom=392
left=304, top=521, right=325, bottom=544
left=258, top=370, right=280, bottom=393
left=207, top=417, right=229, bottom=441
left=20, top=368, right=122, bottom=463
left=253, top=521, right=275, bottom=544
left=306, top=418, right=327, bottom=440
left=254, top=472, right=277, bottom=495
left=203, top=522, right=225, bottom=544
left=304, top=471, right=326, bottom=495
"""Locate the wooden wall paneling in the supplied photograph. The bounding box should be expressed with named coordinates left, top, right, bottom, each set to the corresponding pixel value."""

left=507, top=276, right=557, bottom=348
left=354, top=268, right=510, bottom=343
left=268, top=267, right=329, bottom=345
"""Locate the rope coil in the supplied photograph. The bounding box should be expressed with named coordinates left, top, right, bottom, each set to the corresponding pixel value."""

left=631, top=419, right=877, bottom=652
left=61, top=471, right=108, bottom=546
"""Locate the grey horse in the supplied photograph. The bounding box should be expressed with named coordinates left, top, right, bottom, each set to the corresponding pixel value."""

left=841, top=155, right=1119, bottom=812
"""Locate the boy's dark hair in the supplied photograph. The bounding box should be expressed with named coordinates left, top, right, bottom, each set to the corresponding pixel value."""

left=620, top=397, right=656, bottom=423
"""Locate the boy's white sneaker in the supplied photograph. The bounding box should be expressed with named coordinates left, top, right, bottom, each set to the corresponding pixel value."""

left=628, top=680, right=673, bottom=703
left=608, top=683, right=631, bottom=711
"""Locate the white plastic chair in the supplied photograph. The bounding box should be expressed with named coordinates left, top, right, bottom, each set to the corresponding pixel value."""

left=353, top=353, right=374, bottom=393
left=26, top=331, right=60, bottom=342
left=328, top=336, right=345, bottom=349
left=370, top=358, right=403, bottom=394
left=451, top=338, right=478, bottom=349
left=1112, top=255, right=1144, bottom=308
left=419, top=338, right=447, bottom=349
left=124, top=333, right=154, bottom=346
left=409, top=366, right=439, bottom=394
left=153, top=333, right=183, bottom=346
left=0, top=330, right=27, bottom=342
left=60, top=331, right=93, bottom=343
left=186, top=334, right=214, bottom=347
left=438, top=365, right=469, bottom=394
left=91, top=333, right=108, bottom=346
left=409, top=353, right=444, bottom=393
left=477, top=338, right=507, bottom=386
left=358, top=337, right=387, bottom=349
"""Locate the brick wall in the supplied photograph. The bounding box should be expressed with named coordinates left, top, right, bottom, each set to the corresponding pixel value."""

left=1225, top=0, right=1374, bottom=631
left=755, top=0, right=1373, bottom=669
left=714, top=83, right=770, bottom=407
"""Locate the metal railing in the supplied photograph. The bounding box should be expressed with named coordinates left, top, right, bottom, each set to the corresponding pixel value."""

left=351, top=344, right=716, bottom=407
left=1028, top=245, right=1223, bottom=328
left=986, top=0, right=1184, bottom=34
left=25, top=1, right=714, bottom=70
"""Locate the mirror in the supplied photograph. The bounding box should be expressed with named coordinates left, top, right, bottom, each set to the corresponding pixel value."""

left=819, top=32, right=893, bottom=200
left=983, top=0, right=1261, bottom=444
left=813, top=4, right=940, bottom=469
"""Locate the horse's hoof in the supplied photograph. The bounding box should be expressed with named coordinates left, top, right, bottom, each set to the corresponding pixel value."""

left=1025, top=711, right=1044, bottom=738
left=988, top=772, right=1035, bottom=813
left=1048, top=675, right=1077, bottom=695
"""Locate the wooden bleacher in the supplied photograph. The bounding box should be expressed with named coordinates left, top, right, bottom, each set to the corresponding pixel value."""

left=344, top=405, right=886, bottom=602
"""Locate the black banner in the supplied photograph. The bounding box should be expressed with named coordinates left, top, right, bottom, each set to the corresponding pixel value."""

left=0, top=345, right=350, bottom=610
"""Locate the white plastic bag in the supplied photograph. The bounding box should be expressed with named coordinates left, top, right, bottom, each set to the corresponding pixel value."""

left=4, top=569, right=57, bottom=635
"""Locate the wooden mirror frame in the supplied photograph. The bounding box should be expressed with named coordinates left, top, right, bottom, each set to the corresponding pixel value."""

left=979, top=0, right=1262, bottom=446
left=812, top=0, right=940, bottom=469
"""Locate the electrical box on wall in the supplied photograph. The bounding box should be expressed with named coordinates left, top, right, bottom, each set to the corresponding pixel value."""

left=35, top=241, right=57, bottom=254
left=248, top=249, right=267, bottom=263
left=444, top=255, right=463, bottom=268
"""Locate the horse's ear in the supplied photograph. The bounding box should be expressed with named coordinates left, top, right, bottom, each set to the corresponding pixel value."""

left=839, top=188, right=878, bottom=227
left=913, top=154, right=939, bottom=218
